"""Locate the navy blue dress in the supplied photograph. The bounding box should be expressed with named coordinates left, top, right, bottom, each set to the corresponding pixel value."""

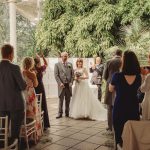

left=111, top=72, right=141, bottom=145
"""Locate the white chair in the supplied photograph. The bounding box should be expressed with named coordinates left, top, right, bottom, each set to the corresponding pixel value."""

left=8, top=139, right=18, bottom=150
left=0, top=116, right=18, bottom=150
left=36, top=93, right=44, bottom=135
left=19, top=111, right=37, bottom=150
left=0, top=116, right=8, bottom=149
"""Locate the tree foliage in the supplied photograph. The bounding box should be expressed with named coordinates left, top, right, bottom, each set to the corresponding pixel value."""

left=0, top=3, right=36, bottom=61
left=36, top=0, right=150, bottom=58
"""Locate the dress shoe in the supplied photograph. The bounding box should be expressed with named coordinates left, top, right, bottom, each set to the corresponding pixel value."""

left=56, top=115, right=62, bottom=119
left=65, top=114, right=69, bottom=117
left=106, top=127, right=112, bottom=131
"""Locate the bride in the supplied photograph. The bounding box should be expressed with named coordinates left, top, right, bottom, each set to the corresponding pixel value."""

left=70, top=58, right=107, bottom=121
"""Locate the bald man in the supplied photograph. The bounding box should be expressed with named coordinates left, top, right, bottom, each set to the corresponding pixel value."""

left=90, top=57, right=104, bottom=102
left=54, top=52, right=74, bottom=118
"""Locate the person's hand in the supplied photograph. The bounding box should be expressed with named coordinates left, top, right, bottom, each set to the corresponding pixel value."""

left=90, top=62, right=93, bottom=67
left=92, top=64, right=96, bottom=69
left=60, top=83, right=65, bottom=88
left=26, top=81, right=33, bottom=89
left=36, top=53, right=40, bottom=58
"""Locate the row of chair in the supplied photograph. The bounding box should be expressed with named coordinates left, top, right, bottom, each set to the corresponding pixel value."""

left=0, top=93, right=44, bottom=150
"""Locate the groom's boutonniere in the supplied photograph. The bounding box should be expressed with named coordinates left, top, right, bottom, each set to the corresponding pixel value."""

left=67, top=63, right=72, bottom=68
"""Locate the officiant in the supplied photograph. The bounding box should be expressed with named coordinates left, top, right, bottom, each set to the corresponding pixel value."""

left=90, top=57, right=104, bottom=102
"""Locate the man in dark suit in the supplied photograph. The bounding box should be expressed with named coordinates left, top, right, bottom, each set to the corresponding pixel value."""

left=103, top=49, right=122, bottom=131
left=0, top=44, right=26, bottom=144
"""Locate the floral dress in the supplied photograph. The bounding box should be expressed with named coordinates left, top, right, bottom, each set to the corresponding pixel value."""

left=23, top=75, right=41, bottom=138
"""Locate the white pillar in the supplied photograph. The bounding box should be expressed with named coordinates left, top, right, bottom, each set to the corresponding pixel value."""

left=9, top=0, right=17, bottom=62
left=37, top=0, right=41, bottom=21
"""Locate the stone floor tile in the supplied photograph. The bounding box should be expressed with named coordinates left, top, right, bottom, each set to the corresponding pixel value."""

left=96, top=146, right=114, bottom=150
left=52, top=130, right=77, bottom=137
left=43, top=144, right=68, bottom=150
left=69, top=133, right=92, bottom=141
left=73, top=141, right=99, bottom=150
left=55, top=138, right=80, bottom=147
left=86, top=136, right=108, bottom=145
left=80, top=128, right=100, bottom=135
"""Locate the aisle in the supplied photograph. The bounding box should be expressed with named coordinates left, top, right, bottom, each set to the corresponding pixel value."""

left=31, top=98, right=114, bottom=150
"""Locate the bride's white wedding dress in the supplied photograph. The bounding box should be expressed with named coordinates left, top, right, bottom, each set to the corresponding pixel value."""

left=70, top=68, right=107, bottom=121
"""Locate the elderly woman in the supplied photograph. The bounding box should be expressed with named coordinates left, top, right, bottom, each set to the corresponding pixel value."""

left=109, top=50, right=141, bottom=146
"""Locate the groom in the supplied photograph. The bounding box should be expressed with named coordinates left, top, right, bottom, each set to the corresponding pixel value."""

left=54, top=52, right=74, bottom=119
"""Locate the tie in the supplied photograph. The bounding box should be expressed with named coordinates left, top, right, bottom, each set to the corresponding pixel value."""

left=63, top=62, right=66, bottom=67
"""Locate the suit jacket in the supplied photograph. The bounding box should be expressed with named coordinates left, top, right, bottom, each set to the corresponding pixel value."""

left=0, top=60, right=26, bottom=111
left=54, top=61, right=74, bottom=96
left=103, top=56, right=122, bottom=105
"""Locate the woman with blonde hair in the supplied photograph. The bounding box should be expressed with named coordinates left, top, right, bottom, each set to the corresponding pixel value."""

left=22, top=57, right=41, bottom=138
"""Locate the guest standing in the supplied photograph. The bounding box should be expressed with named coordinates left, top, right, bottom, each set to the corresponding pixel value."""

left=109, top=50, right=141, bottom=146
left=34, top=54, right=50, bottom=129
left=22, top=57, right=41, bottom=137
left=0, top=44, right=26, bottom=144
left=103, top=49, right=122, bottom=131
left=140, top=74, right=150, bottom=120
left=90, top=57, right=104, bottom=102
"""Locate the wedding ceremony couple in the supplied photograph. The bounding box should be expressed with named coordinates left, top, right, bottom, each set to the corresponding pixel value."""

left=54, top=52, right=107, bottom=120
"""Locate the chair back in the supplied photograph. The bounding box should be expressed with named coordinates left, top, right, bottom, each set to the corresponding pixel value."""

left=0, top=116, right=8, bottom=148
left=36, top=93, right=42, bottom=113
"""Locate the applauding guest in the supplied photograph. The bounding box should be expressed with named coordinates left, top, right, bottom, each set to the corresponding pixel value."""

left=89, top=57, right=104, bottom=102
left=34, top=53, right=50, bottom=129
left=22, top=57, right=41, bottom=137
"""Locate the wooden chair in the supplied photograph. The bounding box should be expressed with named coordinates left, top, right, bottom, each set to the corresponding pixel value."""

left=36, top=93, right=44, bottom=135
left=0, top=116, right=18, bottom=150
left=19, top=111, right=37, bottom=150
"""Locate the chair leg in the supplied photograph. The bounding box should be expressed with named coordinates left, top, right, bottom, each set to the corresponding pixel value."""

left=25, top=132, right=29, bottom=150
left=34, top=131, right=37, bottom=144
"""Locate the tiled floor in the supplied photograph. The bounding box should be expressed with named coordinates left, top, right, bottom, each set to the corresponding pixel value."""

left=30, top=98, right=114, bottom=150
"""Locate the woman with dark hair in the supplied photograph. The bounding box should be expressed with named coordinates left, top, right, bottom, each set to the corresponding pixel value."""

left=34, top=54, right=50, bottom=129
left=109, top=50, right=141, bottom=146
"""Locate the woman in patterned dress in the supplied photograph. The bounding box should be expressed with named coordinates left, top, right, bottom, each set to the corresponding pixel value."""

left=22, top=57, right=41, bottom=138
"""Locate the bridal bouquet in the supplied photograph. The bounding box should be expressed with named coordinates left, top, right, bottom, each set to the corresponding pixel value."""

left=75, top=71, right=82, bottom=83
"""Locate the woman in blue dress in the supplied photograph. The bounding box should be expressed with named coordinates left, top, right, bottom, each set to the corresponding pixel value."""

left=109, top=50, right=141, bottom=147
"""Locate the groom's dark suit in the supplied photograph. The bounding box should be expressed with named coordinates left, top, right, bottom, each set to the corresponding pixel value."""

left=0, top=60, right=26, bottom=141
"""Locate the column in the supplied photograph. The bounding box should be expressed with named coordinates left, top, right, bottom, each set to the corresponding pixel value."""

left=37, top=0, right=41, bottom=21
left=9, top=0, right=17, bottom=62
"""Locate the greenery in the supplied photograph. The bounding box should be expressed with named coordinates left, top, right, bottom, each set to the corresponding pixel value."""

left=0, top=1, right=150, bottom=60
left=0, top=2, right=36, bottom=61
left=36, top=0, right=150, bottom=58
